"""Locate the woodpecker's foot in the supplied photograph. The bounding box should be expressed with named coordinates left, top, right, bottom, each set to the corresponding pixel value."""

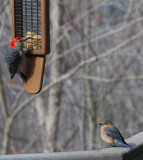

left=19, top=72, right=27, bottom=82
left=25, top=48, right=31, bottom=55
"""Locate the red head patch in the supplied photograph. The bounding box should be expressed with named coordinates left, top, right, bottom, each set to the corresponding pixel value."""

left=10, top=37, right=23, bottom=49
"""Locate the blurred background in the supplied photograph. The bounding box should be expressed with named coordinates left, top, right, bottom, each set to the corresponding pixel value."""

left=0, top=0, right=143, bottom=155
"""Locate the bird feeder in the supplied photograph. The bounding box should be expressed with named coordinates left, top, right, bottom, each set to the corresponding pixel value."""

left=12, top=0, right=50, bottom=94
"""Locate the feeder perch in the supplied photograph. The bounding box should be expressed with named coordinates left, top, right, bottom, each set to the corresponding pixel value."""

left=12, top=0, right=50, bottom=94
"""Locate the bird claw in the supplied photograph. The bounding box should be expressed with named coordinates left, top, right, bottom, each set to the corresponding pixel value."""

left=19, top=72, right=27, bottom=82
left=107, top=144, right=115, bottom=148
left=25, top=48, right=31, bottom=55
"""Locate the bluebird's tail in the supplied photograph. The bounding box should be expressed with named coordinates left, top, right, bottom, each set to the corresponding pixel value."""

left=123, top=141, right=133, bottom=150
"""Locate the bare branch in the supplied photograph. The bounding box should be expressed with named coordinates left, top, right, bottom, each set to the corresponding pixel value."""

left=11, top=89, right=25, bottom=110
left=62, top=127, right=79, bottom=149
left=74, top=75, right=143, bottom=83
left=49, top=17, right=143, bottom=64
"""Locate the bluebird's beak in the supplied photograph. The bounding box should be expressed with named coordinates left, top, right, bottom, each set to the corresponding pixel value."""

left=99, top=122, right=103, bottom=125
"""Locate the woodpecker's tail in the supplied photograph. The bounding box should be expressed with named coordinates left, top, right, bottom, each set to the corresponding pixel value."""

left=11, top=75, right=14, bottom=79
left=19, top=72, right=27, bottom=82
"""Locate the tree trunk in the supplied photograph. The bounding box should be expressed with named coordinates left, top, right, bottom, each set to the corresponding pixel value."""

left=46, top=0, right=64, bottom=152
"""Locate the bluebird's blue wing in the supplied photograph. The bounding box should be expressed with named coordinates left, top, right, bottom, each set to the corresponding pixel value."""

left=104, top=127, right=133, bottom=149
left=104, top=127, right=124, bottom=142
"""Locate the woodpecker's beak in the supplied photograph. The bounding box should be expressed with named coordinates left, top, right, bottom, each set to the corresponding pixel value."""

left=99, top=123, right=103, bottom=125
left=23, top=37, right=31, bottom=41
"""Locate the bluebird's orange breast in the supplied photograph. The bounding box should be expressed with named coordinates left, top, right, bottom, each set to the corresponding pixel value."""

left=101, top=127, right=115, bottom=144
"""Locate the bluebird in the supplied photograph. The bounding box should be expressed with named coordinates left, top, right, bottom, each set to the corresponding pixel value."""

left=99, top=121, right=133, bottom=149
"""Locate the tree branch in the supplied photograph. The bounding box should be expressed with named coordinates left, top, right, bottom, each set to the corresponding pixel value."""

left=49, top=17, right=143, bottom=64
left=74, top=75, right=143, bottom=83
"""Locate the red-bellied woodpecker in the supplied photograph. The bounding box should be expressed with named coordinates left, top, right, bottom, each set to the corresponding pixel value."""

left=5, top=37, right=30, bottom=82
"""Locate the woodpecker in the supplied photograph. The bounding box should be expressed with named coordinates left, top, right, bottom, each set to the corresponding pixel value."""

left=5, top=37, right=30, bottom=82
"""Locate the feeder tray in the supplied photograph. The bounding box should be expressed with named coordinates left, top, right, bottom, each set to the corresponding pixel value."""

left=12, top=0, right=50, bottom=94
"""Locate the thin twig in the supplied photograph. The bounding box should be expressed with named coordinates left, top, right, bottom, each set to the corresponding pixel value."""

left=74, top=75, right=143, bottom=83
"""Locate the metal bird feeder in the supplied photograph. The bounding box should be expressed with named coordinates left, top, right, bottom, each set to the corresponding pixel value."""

left=12, top=0, right=50, bottom=94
